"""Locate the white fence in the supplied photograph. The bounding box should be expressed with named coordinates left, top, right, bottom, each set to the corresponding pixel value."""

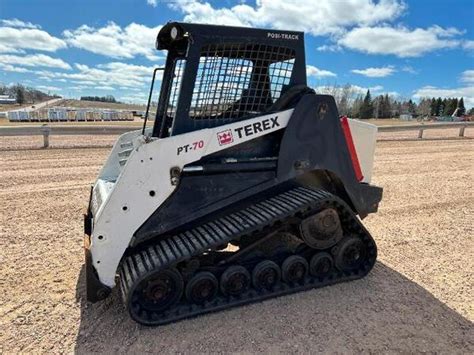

left=0, top=122, right=472, bottom=148
left=378, top=122, right=472, bottom=139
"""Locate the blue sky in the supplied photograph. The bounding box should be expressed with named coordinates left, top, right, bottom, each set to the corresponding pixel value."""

left=0, top=0, right=473, bottom=107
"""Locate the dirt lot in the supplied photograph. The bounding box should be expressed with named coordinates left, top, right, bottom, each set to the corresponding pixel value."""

left=0, top=135, right=473, bottom=353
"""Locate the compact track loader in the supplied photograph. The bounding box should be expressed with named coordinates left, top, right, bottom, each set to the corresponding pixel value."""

left=84, top=22, right=383, bottom=325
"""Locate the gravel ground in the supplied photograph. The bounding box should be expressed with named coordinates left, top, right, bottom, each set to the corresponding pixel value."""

left=0, top=136, right=473, bottom=353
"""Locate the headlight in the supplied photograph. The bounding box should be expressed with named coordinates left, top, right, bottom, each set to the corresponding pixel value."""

left=170, top=26, right=178, bottom=40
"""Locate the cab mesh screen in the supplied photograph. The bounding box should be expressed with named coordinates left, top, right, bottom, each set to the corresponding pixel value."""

left=190, top=43, right=295, bottom=120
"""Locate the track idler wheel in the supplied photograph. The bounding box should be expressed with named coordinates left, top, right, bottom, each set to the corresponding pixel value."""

left=220, top=265, right=250, bottom=296
left=281, top=255, right=308, bottom=283
left=335, top=237, right=367, bottom=272
left=185, top=271, right=218, bottom=304
left=310, top=252, right=334, bottom=277
left=252, top=260, right=281, bottom=290
left=135, top=268, right=184, bottom=313
left=299, top=208, right=343, bottom=249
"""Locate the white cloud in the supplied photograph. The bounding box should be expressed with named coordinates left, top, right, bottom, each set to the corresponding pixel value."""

left=168, top=1, right=469, bottom=59
left=0, top=43, right=24, bottom=54
left=0, top=54, right=71, bottom=70
left=69, top=86, right=86, bottom=91
left=170, top=1, right=468, bottom=59
left=97, top=62, right=156, bottom=78
left=34, top=61, right=158, bottom=89
left=0, top=63, right=32, bottom=73
left=316, top=44, right=342, bottom=52
left=460, top=70, right=474, bottom=84
left=95, top=85, right=115, bottom=90
left=370, top=85, right=384, bottom=92
left=120, top=93, right=149, bottom=104
left=413, top=85, right=474, bottom=108
left=463, top=40, right=474, bottom=51
left=352, top=66, right=395, bottom=77
left=338, top=25, right=462, bottom=57
left=36, top=85, right=61, bottom=92
left=0, top=26, right=66, bottom=53
left=401, top=65, right=417, bottom=74
left=306, top=65, right=337, bottom=78
left=315, top=84, right=386, bottom=96
left=147, top=0, right=157, bottom=7
left=0, top=18, right=40, bottom=29
left=171, top=0, right=406, bottom=36
left=63, top=22, right=162, bottom=60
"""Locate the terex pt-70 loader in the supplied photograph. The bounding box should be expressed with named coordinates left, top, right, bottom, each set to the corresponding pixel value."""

left=84, top=22, right=383, bottom=325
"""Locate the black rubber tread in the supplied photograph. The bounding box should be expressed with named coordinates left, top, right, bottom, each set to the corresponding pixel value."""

left=119, top=186, right=377, bottom=325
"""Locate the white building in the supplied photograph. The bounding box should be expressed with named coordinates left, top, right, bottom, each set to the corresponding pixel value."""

left=0, top=95, right=16, bottom=104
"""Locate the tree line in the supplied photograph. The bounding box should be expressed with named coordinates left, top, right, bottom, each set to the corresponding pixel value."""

left=0, top=84, right=60, bottom=104
left=80, top=95, right=119, bottom=103
left=319, top=84, right=471, bottom=119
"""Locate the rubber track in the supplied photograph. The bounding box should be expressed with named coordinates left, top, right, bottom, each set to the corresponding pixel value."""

left=119, top=186, right=377, bottom=325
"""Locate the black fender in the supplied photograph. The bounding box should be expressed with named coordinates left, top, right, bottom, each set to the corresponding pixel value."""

left=277, top=93, right=382, bottom=217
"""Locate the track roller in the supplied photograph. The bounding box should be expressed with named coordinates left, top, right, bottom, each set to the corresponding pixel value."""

left=281, top=255, right=308, bottom=283
left=132, top=268, right=183, bottom=313
left=335, top=236, right=367, bottom=272
left=185, top=271, right=218, bottom=304
left=310, top=252, right=333, bottom=277
left=220, top=265, right=250, bottom=296
left=252, top=260, right=281, bottom=290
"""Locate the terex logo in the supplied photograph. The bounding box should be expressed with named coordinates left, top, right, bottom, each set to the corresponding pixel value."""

left=217, top=129, right=234, bottom=145
left=234, top=116, right=280, bottom=139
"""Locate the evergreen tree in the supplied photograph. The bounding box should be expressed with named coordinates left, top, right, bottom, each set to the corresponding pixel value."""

left=445, top=98, right=457, bottom=116
left=359, top=90, right=374, bottom=119
left=458, top=97, right=466, bottom=116
left=436, top=97, right=443, bottom=116
left=384, top=94, right=392, bottom=118
left=453, top=98, right=459, bottom=112
left=407, top=99, right=416, bottom=115
left=430, top=98, right=437, bottom=116
left=442, top=98, right=448, bottom=115
left=15, top=85, right=25, bottom=105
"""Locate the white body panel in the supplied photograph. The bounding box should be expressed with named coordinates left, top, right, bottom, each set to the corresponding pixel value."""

left=98, top=128, right=152, bottom=181
left=91, top=110, right=293, bottom=287
left=347, top=119, right=378, bottom=183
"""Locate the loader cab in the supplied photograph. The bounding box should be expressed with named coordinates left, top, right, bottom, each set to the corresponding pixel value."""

left=151, top=22, right=307, bottom=138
